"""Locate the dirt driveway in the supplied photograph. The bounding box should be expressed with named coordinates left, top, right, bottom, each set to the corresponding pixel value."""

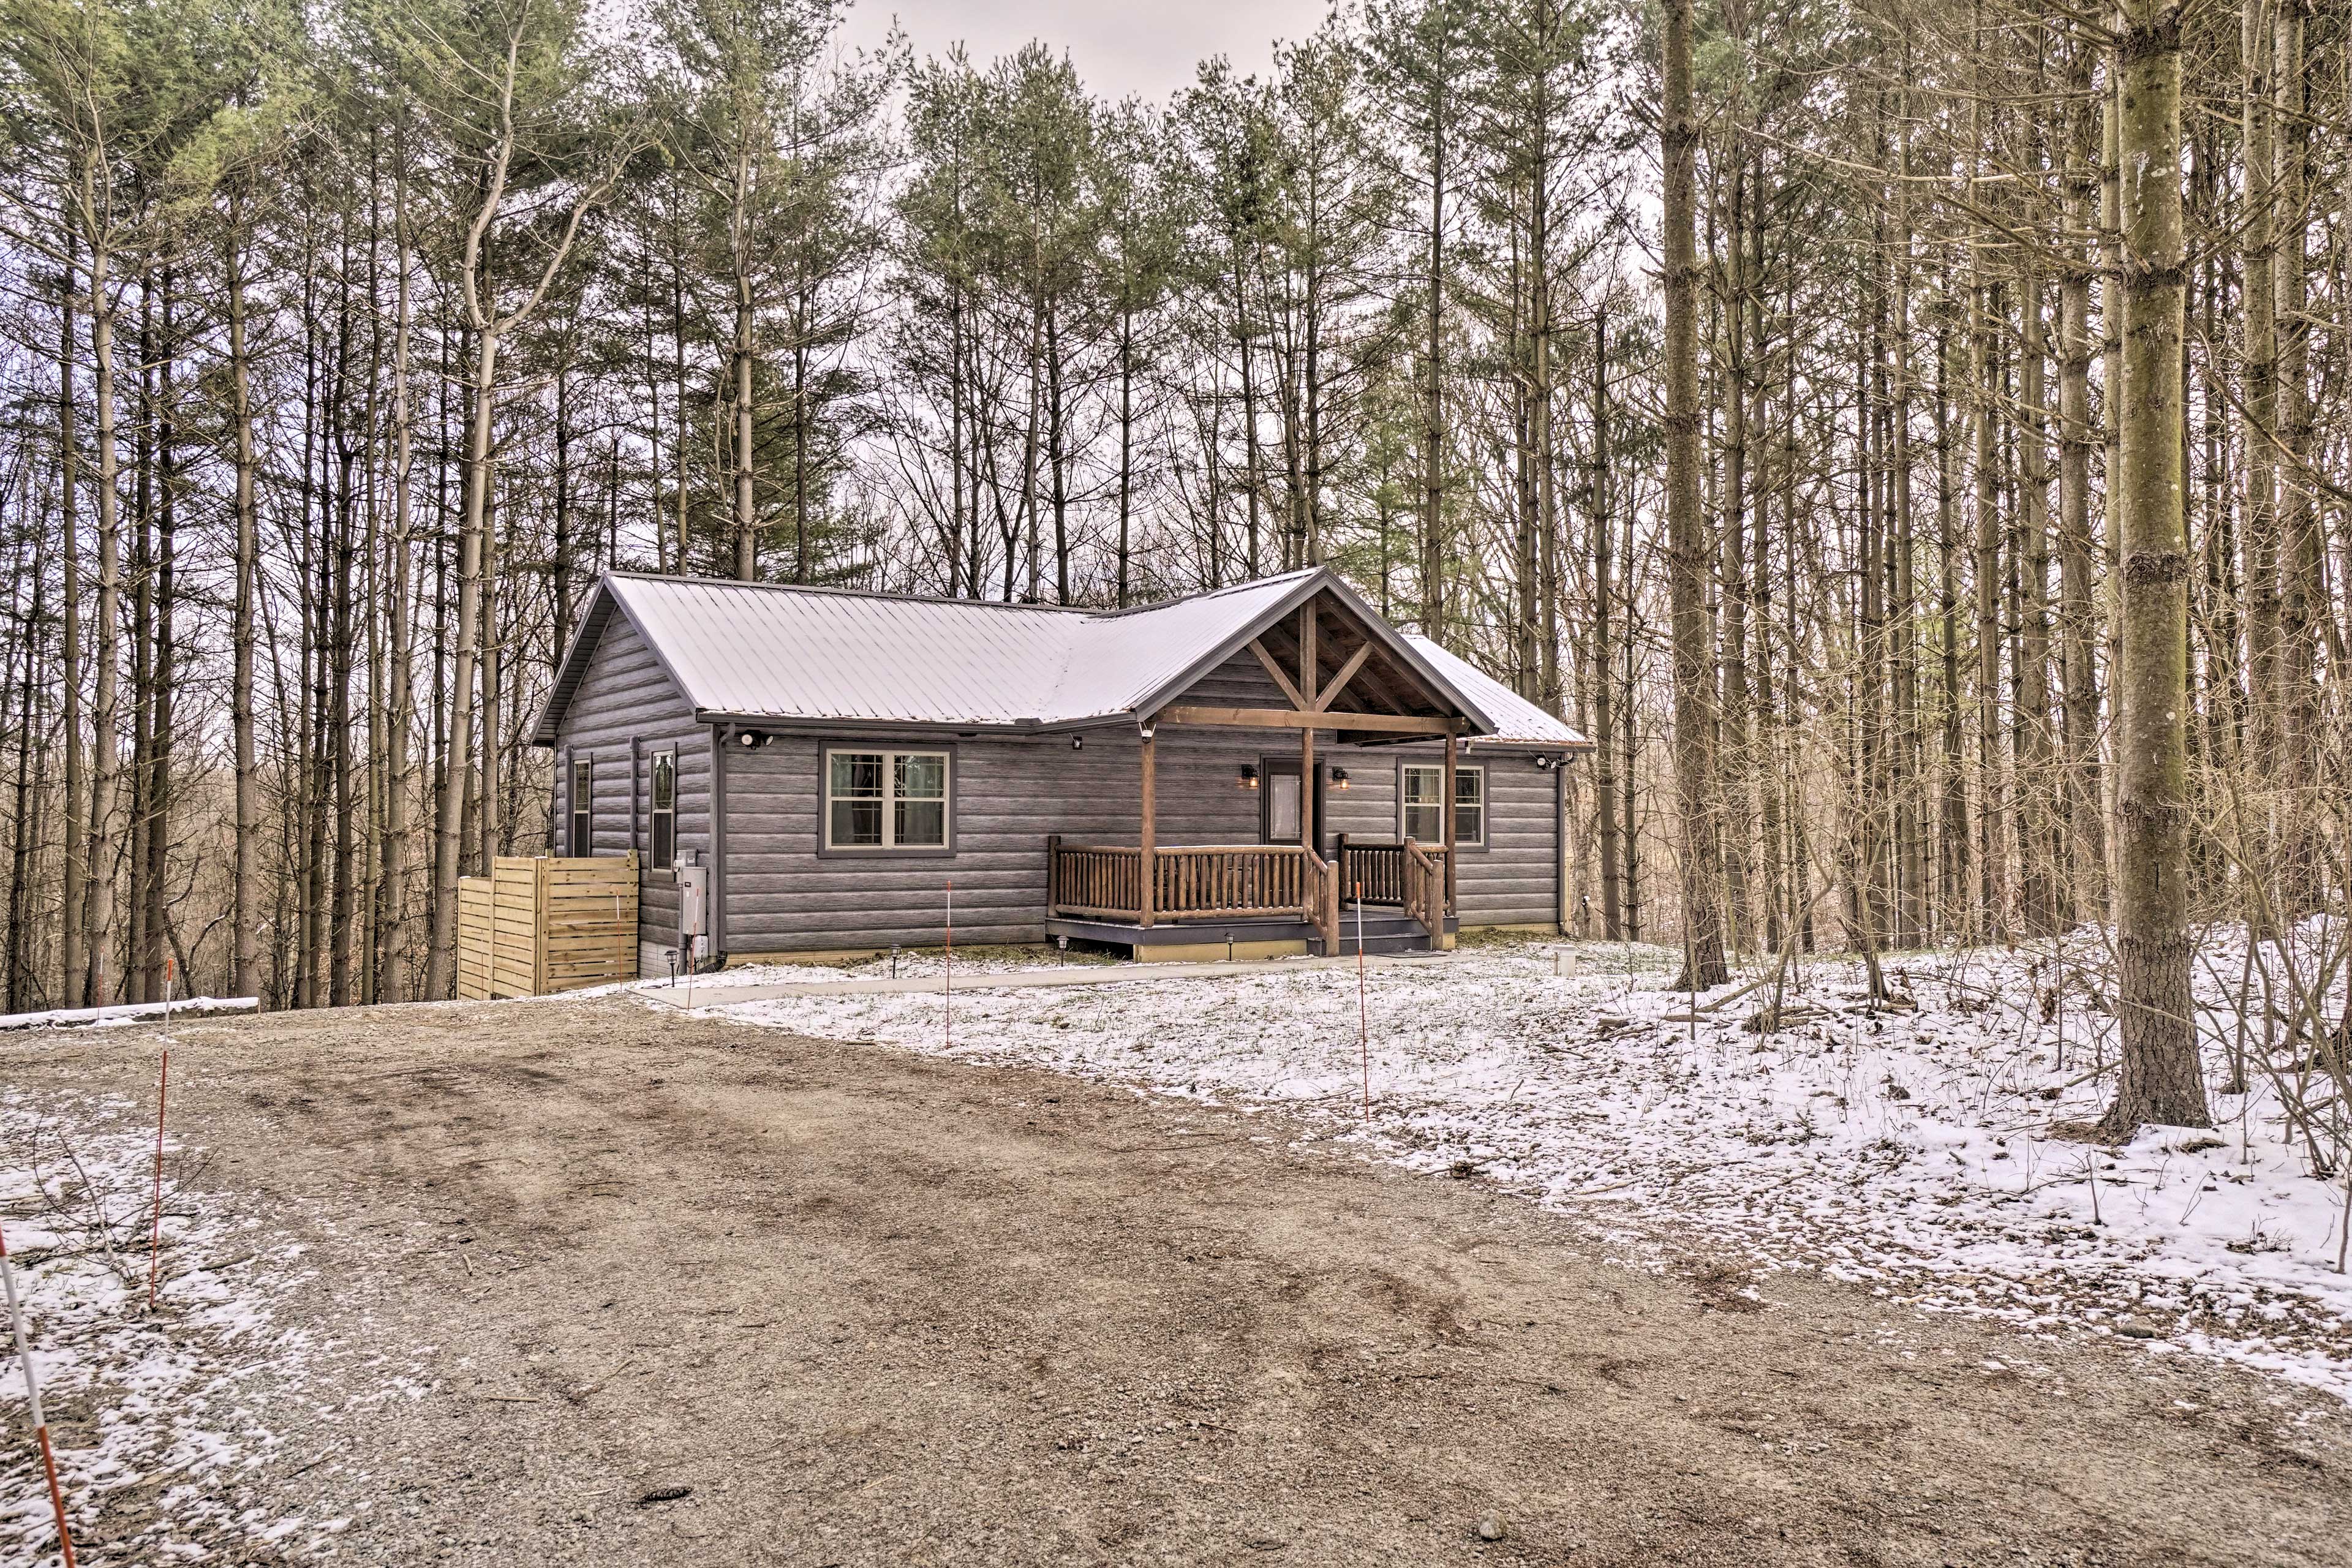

left=6, top=995, right=2348, bottom=1566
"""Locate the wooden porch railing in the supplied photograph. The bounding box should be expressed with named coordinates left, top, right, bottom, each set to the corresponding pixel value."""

left=1337, top=838, right=1449, bottom=910
left=1152, top=845, right=1313, bottom=919
left=1047, top=840, right=1145, bottom=920
left=1049, top=837, right=1339, bottom=941
left=1400, top=839, right=1448, bottom=940
left=1336, top=839, right=1442, bottom=905
left=1302, top=845, right=1341, bottom=954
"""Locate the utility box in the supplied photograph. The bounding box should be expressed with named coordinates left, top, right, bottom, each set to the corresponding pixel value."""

left=676, top=859, right=710, bottom=966
left=456, top=853, right=639, bottom=1000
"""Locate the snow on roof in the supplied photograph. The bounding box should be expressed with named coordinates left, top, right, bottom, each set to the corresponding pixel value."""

left=537, top=567, right=1543, bottom=742
left=1403, top=635, right=1593, bottom=750
left=608, top=573, right=1084, bottom=727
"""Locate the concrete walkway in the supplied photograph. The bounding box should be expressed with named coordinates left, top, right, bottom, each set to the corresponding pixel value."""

left=636, top=951, right=1454, bottom=1009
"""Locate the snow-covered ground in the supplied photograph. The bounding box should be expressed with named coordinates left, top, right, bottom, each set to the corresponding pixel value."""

left=603, top=941, right=1126, bottom=994
left=2, top=1088, right=344, bottom=1562
left=692, top=933, right=2352, bottom=1403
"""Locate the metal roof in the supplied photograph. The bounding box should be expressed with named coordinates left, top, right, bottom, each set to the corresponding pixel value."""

left=1403, top=635, right=1593, bottom=750
left=533, top=568, right=1521, bottom=743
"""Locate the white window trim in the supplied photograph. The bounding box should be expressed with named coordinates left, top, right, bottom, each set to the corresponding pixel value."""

left=649, top=748, right=677, bottom=870
left=823, top=747, right=954, bottom=853
left=1400, top=761, right=1484, bottom=849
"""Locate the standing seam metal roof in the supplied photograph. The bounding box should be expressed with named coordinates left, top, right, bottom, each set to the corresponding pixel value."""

left=534, top=568, right=1581, bottom=747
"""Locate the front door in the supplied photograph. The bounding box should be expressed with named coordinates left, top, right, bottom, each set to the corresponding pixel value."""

left=1259, top=758, right=1325, bottom=856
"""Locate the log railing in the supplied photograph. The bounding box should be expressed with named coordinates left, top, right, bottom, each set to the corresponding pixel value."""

left=1337, top=837, right=1449, bottom=910
left=1401, top=839, right=1447, bottom=939
left=1302, top=845, right=1341, bottom=954
left=1049, top=837, right=1339, bottom=931
left=1046, top=839, right=1144, bottom=920
left=1152, top=844, right=1314, bottom=920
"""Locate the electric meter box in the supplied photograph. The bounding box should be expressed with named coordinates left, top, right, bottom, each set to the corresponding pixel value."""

left=677, top=859, right=709, bottom=963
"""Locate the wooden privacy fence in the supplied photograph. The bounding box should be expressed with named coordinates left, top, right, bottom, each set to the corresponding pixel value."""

left=457, top=853, right=639, bottom=1000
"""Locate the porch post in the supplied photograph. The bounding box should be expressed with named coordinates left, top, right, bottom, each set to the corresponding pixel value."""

left=1298, top=597, right=1318, bottom=855
left=1139, top=729, right=1156, bottom=927
left=1299, top=725, right=1316, bottom=855
left=1442, top=729, right=1459, bottom=912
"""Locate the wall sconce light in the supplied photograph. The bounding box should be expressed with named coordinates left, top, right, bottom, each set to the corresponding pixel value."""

left=1071, top=735, right=1084, bottom=751
left=1238, top=764, right=1259, bottom=790
left=1330, top=768, right=1352, bottom=791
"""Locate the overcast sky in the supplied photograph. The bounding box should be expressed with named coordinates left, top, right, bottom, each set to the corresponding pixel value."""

left=839, top=0, right=1338, bottom=104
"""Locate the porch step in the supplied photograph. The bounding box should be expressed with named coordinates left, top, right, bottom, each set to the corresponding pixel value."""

left=1314, top=911, right=1436, bottom=957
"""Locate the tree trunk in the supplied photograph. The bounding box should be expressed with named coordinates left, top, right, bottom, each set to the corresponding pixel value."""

left=2017, top=251, right=2059, bottom=937
left=2057, top=37, right=2107, bottom=925
left=1660, top=0, right=1728, bottom=989
left=1420, top=75, right=1446, bottom=639
left=1590, top=299, right=1621, bottom=940
left=58, top=237, right=85, bottom=1009
left=227, top=199, right=262, bottom=1000
left=85, top=224, right=123, bottom=1008
left=427, top=326, right=498, bottom=997
left=2239, top=0, right=2280, bottom=900
left=2101, top=0, right=2209, bottom=1137
left=2271, top=0, right=2317, bottom=911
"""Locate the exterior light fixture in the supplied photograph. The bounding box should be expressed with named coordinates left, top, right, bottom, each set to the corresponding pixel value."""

left=735, top=729, right=770, bottom=750
left=1238, top=763, right=1259, bottom=790
left=1071, top=735, right=1084, bottom=751
left=1331, top=768, right=1352, bottom=790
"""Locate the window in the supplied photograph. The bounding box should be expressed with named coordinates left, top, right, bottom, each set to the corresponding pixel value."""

left=1264, top=771, right=1301, bottom=843
left=649, top=749, right=676, bottom=870
left=1401, top=763, right=1483, bottom=848
left=570, top=758, right=593, bottom=856
left=825, top=748, right=951, bottom=851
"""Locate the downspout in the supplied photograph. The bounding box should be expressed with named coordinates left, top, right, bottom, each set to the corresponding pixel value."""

left=1555, top=754, right=1570, bottom=935
left=709, top=724, right=728, bottom=967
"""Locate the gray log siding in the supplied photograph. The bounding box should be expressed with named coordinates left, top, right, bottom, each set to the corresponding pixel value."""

left=552, top=624, right=1564, bottom=958
left=549, top=612, right=711, bottom=956
left=1444, top=750, right=1561, bottom=926
left=1323, top=746, right=1561, bottom=927
left=720, top=726, right=1291, bottom=952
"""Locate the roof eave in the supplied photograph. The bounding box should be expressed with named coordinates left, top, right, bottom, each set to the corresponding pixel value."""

left=533, top=573, right=720, bottom=748
left=696, top=712, right=1052, bottom=737
left=1464, top=735, right=1599, bottom=752
left=529, top=577, right=618, bottom=747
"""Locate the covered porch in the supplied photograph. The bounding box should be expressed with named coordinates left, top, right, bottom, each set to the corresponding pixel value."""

left=1046, top=837, right=1454, bottom=957
left=1042, top=586, right=1473, bottom=960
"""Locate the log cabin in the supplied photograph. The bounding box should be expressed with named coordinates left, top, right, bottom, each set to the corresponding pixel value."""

left=531, top=566, right=1591, bottom=969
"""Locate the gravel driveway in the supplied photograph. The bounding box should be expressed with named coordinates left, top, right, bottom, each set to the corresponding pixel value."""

left=4, top=995, right=2346, bottom=1566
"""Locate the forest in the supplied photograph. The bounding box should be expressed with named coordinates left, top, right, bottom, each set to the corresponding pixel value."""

left=0, top=0, right=2343, bottom=1132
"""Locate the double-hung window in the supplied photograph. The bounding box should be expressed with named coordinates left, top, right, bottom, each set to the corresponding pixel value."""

left=826, top=748, right=951, bottom=851
left=569, top=758, right=593, bottom=856
left=649, top=749, right=676, bottom=870
left=1401, top=762, right=1483, bottom=848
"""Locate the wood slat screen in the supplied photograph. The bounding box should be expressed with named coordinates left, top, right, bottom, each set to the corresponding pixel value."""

left=454, top=853, right=639, bottom=998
